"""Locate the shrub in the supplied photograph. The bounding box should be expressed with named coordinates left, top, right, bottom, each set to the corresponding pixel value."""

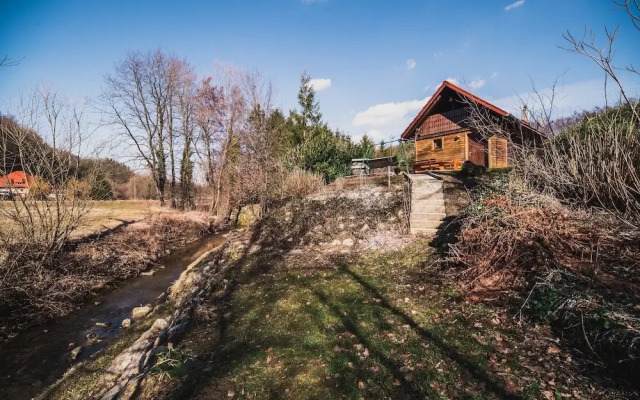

left=281, top=168, right=324, bottom=199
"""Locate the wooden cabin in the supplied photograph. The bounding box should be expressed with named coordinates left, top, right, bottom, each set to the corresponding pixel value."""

left=400, top=80, right=542, bottom=172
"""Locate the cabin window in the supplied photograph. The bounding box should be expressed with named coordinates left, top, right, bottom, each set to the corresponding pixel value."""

left=433, top=138, right=443, bottom=150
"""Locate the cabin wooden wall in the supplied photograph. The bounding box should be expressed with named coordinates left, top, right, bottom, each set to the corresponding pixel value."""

left=488, top=136, right=508, bottom=168
left=415, top=132, right=466, bottom=167
left=467, top=137, right=486, bottom=167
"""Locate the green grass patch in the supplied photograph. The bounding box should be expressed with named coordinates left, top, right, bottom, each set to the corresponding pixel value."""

left=173, top=240, right=531, bottom=399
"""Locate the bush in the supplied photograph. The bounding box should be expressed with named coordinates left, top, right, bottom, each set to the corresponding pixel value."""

left=281, top=168, right=324, bottom=199
left=517, top=103, right=640, bottom=220
left=460, top=160, right=486, bottom=176
left=448, top=191, right=640, bottom=379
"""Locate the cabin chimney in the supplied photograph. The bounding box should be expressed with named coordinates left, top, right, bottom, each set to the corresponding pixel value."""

left=521, top=105, right=529, bottom=123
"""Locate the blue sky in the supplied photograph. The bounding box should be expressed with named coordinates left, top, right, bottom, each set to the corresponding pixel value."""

left=1, top=0, right=639, bottom=145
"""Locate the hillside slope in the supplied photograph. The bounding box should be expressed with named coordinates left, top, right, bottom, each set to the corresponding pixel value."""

left=43, top=183, right=637, bottom=400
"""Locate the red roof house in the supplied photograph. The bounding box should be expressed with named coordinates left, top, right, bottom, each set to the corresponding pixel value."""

left=0, top=171, right=35, bottom=196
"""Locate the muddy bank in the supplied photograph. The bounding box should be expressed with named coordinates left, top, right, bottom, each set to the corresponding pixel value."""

left=0, top=230, right=229, bottom=400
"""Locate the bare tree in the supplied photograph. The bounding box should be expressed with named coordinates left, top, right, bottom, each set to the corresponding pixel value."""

left=173, top=59, right=197, bottom=209
left=0, top=88, right=102, bottom=319
left=0, top=54, right=21, bottom=68
left=101, top=50, right=172, bottom=206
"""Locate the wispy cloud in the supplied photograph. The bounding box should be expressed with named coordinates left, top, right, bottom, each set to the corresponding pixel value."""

left=406, top=59, right=417, bottom=70
left=491, top=71, right=499, bottom=79
left=469, top=79, right=486, bottom=89
left=505, top=0, right=525, bottom=11
left=433, top=51, right=444, bottom=59
left=308, top=78, right=331, bottom=91
left=353, top=97, right=428, bottom=127
left=301, top=0, right=327, bottom=4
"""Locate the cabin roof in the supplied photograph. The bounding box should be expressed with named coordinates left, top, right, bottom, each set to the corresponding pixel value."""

left=400, top=80, right=536, bottom=139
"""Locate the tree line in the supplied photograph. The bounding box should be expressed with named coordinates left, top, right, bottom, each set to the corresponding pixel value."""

left=101, top=50, right=383, bottom=219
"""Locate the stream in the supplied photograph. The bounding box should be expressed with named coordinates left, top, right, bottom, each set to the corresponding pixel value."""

left=0, top=231, right=229, bottom=400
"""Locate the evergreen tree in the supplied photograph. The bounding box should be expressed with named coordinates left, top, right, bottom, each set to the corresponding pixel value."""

left=359, top=134, right=375, bottom=158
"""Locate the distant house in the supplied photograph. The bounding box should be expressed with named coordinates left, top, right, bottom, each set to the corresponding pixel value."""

left=401, top=80, right=543, bottom=172
left=0, top=171, right=36, bottom=197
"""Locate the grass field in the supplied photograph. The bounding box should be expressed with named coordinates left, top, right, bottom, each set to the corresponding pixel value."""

left=0, top=200, right=185, bottom=239
left=74, top=200, right=162, bottom=237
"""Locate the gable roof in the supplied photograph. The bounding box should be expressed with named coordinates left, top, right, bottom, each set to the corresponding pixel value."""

left=401, top=80, right=531, bottom=139
left=0, top=171, right=35, bottom=189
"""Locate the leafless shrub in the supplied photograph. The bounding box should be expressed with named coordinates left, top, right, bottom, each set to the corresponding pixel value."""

left=280, top=168, right=324, bottom=199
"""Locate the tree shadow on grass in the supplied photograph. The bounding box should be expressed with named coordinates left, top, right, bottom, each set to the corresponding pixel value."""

left=331, top=258, right=524, bottom=400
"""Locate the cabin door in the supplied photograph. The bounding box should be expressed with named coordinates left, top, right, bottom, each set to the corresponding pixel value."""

left=488, top=137, right=508, bottom=168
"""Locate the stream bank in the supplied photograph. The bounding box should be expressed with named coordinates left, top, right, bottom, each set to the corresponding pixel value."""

left=0, top=223, right=227, bottom=400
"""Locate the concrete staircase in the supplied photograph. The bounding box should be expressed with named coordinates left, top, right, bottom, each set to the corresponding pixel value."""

left=408, top=173, right=446, bottom=235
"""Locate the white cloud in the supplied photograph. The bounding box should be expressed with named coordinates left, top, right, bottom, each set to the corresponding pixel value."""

left=445, top=77, right=460, bottom=86
left=505, top=0, right=525, bottom=11
left=433, top=51, right=444, bottom=58
left=469, top=79, right=486, bottom=89
left=301, top=0, right=326, bottom=3
left=353, top=97, right=428, bottom=127
left=308, top=78, right=331, bottom=92
left=406, top=59, right=417, bottom=70
left=491, top=71, right=499, bottom=79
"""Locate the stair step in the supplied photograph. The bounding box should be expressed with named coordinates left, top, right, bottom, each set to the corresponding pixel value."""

left=410, top=219, right=443, bottom=229
left=410, top=212, right=446, bottom=220
left=412, top=201, right=444, bottom=208
left=409, top=205, right=446, bottom=214
left=412, top=194, right=444, bottom=202
left=412, top=194, right=444, bottom=201
left=410, top=227, right=438, bottom=235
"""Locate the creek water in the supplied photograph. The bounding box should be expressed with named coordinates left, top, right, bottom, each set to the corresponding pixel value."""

left=0, top=231, right=228, bottom=400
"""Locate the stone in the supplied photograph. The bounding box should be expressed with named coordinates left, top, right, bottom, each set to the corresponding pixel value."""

left=342, top=238, right=354, bottom=246
left=331, top=239, right=341, bottom=246
left=140, top=271, right=155, bottom=276
left=95, top=322, right=112, bottom=328
left=121, top=318, right=132, bottom=328
left=70, top=346, right=83, bottom=361
left=131, top=306, right=152, bottom=319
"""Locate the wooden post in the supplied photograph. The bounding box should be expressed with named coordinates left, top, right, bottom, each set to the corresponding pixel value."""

left=387, top=165, right=391, bottom=187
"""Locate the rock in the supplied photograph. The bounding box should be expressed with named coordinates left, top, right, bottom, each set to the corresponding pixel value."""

left=70, top=346, right=83, bottom=361
left=132, top=306, right=152, bottom=319
left=331, top=239, right=341, bottom=246
left=338, top=223, right=345, bottom=230
left=342, top=238, right=354, bottom=246
left=121, top=318, right=131, bottom=328
left=94, top=300, right=102, bottom=306
left=95, top=322, right=112, bottom=328
left=140, top=271, right=155, bottom=277
left=360, top=224, right=370, bottom=232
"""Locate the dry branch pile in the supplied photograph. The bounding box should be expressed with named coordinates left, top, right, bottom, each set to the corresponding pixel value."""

left=448, top=193, right=640, bottom=377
